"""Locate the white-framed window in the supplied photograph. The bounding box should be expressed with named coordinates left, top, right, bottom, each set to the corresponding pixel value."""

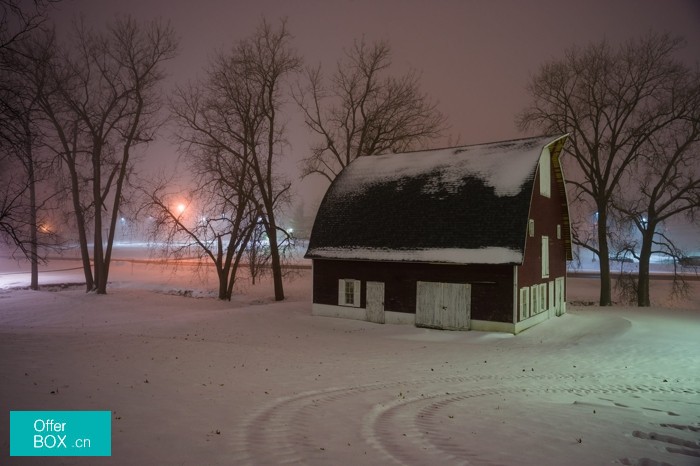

left=530, top=284, right=539, bottom=315
left=539, top=147, right=551, bottom=198
left=542, top=236, right=550, bottom=278
left=529, top=219, right=535, bottom=237
left=519, top=287, right=530, bottom=321
left=338, top=279, right=361, bottom=307
left=539, top=283, right=547, bottom=314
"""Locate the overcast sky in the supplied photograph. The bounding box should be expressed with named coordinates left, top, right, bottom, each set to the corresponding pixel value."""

left=48, top=0, right=700, bottom=207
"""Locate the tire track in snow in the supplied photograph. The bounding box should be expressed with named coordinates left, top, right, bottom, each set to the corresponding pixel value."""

left=231, top=373, right=700, bottom=465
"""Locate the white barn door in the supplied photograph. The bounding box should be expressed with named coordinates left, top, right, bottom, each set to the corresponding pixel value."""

left=416, top=282, right=470, bottom=330
left=366, top=281, right=385, bottom=324
left=416, top=281, right=441, bottom=327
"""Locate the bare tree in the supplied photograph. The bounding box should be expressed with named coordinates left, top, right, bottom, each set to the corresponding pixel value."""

left=169, top=18, right=300, bottom=301
left=294, top=39, right=446, bottom=183
left=518, top=33, right=690, bottom=305
left=0, top=4, right=61, bottom=289
left=0, top=75, right=59, bottom=289
left=33, top=16, right=178, bottom=293
left=612, top=78, right=700, bottom=305
left=143, top=143, right=258, bottom=300
left=242, top=19, right=300, bottom=301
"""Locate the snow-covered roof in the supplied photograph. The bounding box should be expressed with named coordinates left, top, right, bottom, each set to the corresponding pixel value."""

left=331, top=138, right=546, bottom=198
left=305, top=135, right=568, bottom=265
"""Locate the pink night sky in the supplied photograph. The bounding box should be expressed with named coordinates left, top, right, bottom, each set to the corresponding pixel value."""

left=48, top=0, right=700, bottom=207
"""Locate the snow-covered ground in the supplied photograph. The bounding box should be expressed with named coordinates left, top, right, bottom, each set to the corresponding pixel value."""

left=0, top=255, right=699, bottom=465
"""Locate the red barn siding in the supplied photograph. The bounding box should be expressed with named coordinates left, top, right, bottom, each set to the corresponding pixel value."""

left=517, top=152, right=568, bottom=318
left=313, top=259, right=515, bottom=323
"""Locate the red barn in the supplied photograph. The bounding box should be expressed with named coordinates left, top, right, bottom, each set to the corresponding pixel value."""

left=305, top=135, right=571, bottom=333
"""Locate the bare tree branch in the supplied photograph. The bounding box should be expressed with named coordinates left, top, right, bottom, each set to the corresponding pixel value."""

left=294, top=38, right=447, bottom=183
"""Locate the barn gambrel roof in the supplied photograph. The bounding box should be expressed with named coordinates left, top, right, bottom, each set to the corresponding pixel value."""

left=305, top=135, right=569, bottom=265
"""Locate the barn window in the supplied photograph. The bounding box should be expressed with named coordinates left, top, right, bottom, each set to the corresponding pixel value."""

left=539, top=147, right=551, bottom=198
left=530, top=285, right=539, bottom=314
left=519, top=287, right=530, bottom=320
left=529, top=219, right=535, bottom=237
left=557, top=224, right=561, bottom=239
left=338, top=279, right=361, bottom=307
left=539, top=283, right=547, bottom=313
left=542, top=236, right=550, bottom=278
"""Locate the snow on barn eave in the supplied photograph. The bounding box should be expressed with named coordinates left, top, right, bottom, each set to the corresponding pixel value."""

left=305, top=135, right=568, bottom=264
left=305, top=246, right=524, bottom=266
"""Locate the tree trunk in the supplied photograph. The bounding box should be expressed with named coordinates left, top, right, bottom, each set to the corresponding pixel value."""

left=67, top=161, right=94, bottom=291
left=93, top=220, right=106, bottom=294
left=597, top=208, right=613, bottom=306
left=75, top=207, right=93, bottom=291
left=265, top=220, right=284, bottom=301
left=26, top=138, right=39, bottom=291
left=270, top=244, right=284, bottom=301
left=218, top=269, right=230, bottom=300
left=102, top=99, right=142, bottom=297
left=29, top=191, right=38, bottom=290
left=216, top=239, right=232, bottom=301
left=226, top=269, right=236, bottom=301
left=227, top=250, right=243, bottom=300
left=92, top=145, right=106, bottom=294
left=636, top=228, right=653, bottom=307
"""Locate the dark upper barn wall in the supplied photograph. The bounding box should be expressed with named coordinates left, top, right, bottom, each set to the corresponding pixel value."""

left=313, top=260, right=515, bottom=323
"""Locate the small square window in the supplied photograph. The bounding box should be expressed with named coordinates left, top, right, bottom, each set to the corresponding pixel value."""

left=338, top=279, right=361, bottom=307
left=344, top=280, right=355, bottom=305
left=519, top=287, right=530, bottom=321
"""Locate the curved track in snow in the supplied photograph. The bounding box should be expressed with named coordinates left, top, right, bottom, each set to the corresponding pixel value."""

left=232, top=372, right=700, bottom=465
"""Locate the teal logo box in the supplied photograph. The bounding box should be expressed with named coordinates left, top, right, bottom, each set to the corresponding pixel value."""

left=10, top=411, right=111, bottom=457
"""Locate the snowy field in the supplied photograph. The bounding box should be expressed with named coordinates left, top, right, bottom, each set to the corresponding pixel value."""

left=1, top=256, right=699, bottom=465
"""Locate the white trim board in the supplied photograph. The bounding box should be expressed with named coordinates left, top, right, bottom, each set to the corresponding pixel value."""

left=311, top=303, right=415, bottom=325
left=312, top=303, right=366, bottom=321
left=310, top=303, right=561, bottom=334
